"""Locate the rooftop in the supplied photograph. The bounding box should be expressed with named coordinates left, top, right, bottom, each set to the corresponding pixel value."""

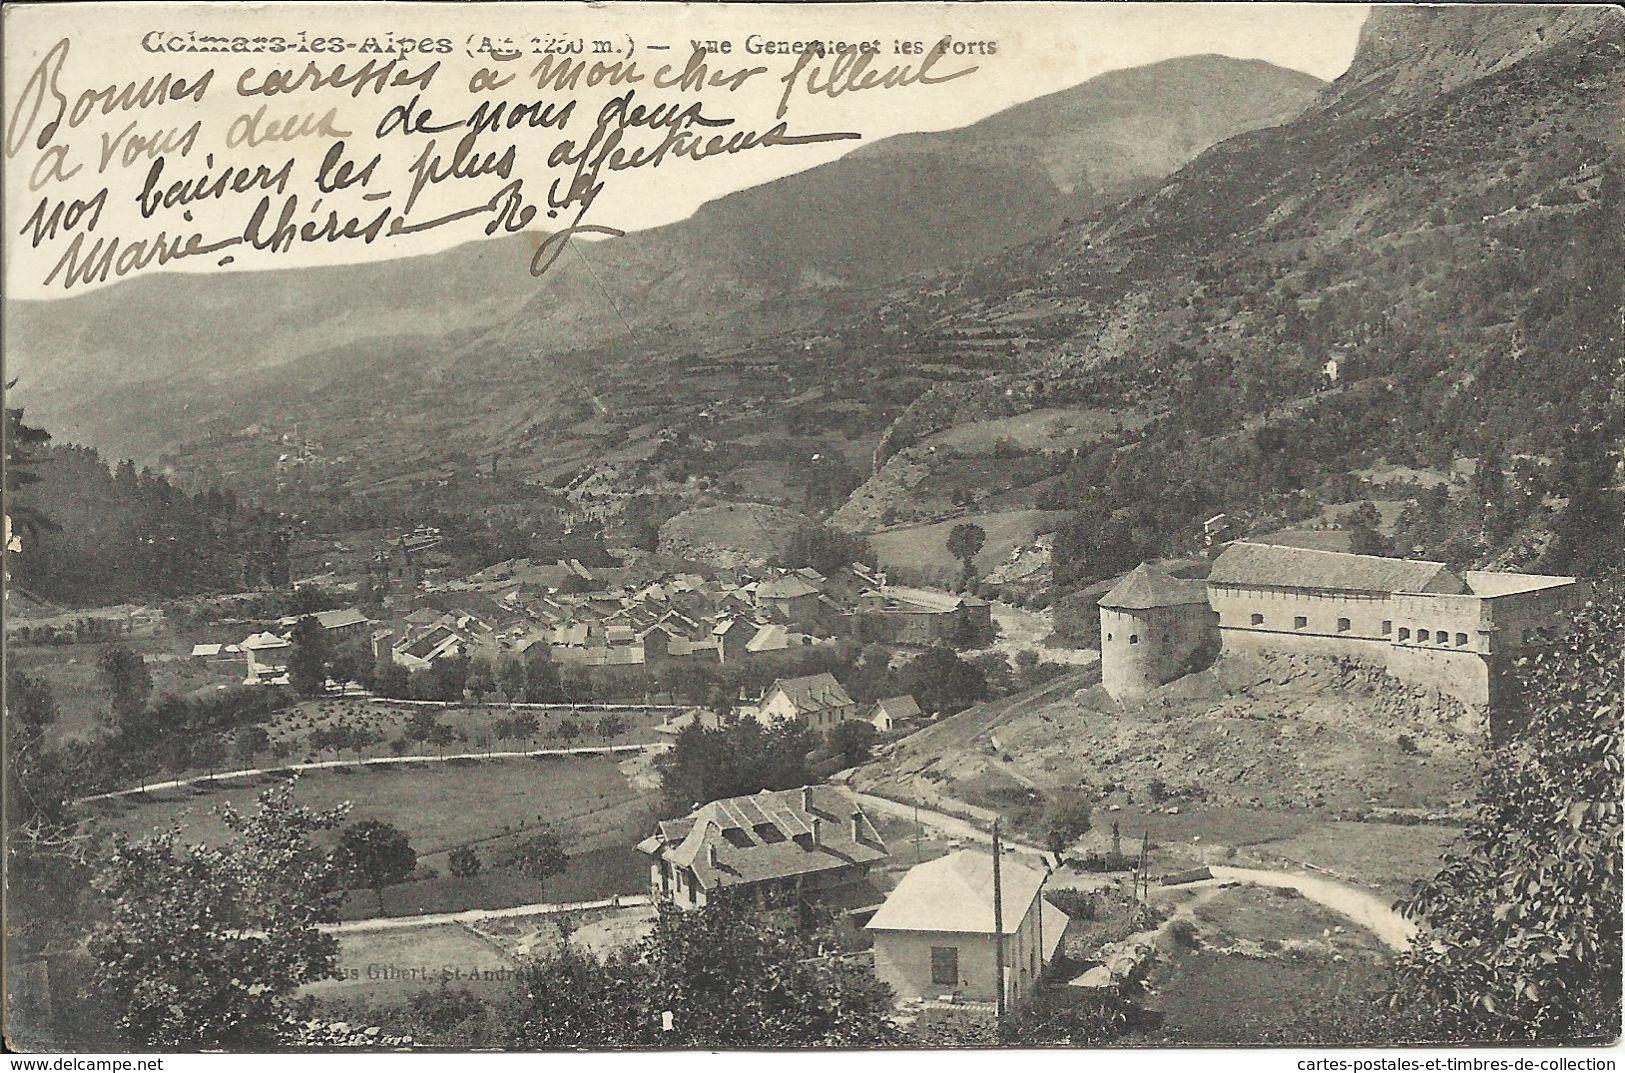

left=866, top=851, right=1065, bottom=941
left=1209, top=543, right=1465, bottom=596
left=758, top=575, right=822, bottom=600
left=1098, top=564, right=1208, bottom=610
left=871, top=695, right=923, bottom=721
left=641, top=785, right=887, bottom=890
left=1462, top=571, right=1579, bottom=598
left=768, top=672, right=854, bottom=711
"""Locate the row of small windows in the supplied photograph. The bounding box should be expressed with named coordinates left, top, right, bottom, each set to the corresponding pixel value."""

left=1247, top=613, right=1388, bottom=634
left=1244, top=613, right=1474, bottom=647
left=1396, top=627, right=1470, bottom=646
left=1105, top=633, right=1173, bottom=645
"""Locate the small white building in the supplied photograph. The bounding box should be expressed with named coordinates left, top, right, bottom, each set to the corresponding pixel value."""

left=867, top=694, right=923, bottom=732
left=240, top=631, right=291, bottom=685
left=867, top=850, right=1068, bottom=1007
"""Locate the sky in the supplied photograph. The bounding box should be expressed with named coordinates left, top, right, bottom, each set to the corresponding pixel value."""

left=2, top=3, right=1369, bottom=300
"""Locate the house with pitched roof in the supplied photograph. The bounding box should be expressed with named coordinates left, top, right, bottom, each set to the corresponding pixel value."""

left=867, top=850, right=1068, bottom=1007
left=752, top=672, right=858, bottom=730
left=637, top=785, right=888, bottom=910
left=867, top=694, right=924, bottom=732
left=755, top=573, right=823, bottom=625
left=276, top=607, right=370, bottom=645
left=240, top=631, right=292, bottom=684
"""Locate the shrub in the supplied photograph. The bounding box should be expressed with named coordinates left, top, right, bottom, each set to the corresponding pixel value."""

left=1045, top=888, right=1096, bottom=921
left=1169, top=919, right=1201, bottom=949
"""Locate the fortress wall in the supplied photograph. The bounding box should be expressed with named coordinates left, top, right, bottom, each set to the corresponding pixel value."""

left=1218, top=627, right=1391, bottom=662
left=1390, top=592, right=1490, bottom=654
left=1481, top=581, right=1592, bottom=655
left=1385, top=644, right=1491, bottom=708
left=1209, top=584, right=1393, bottom=643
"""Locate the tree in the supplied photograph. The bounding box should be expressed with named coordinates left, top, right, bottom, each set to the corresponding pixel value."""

left=898, top=646, right=988, bottom=717
left=349, top=724, right=380, bottom=759
left=499, top=657, right=529, bottom=702
left=506, top=831, right=569, bottom=895
left=333, top=820, right=417, bottom=914
left=193, top=733, right=227, bottom=779
left=4, top=402, right=55, bottom=546
left=1044, top=788, right=1095, bottom=859
left=493, top=897, right=900, bottom=1048
left=1393, top=584, right=1622, bottom=1042
left=234, top=725, right=270, bottom=766
left=428, top=722, right=457, bottom=758
left=1347, top=522, right=1391, bottom=557
left=513, top=712, right=540, bottom=743
left=657, top=719, right=815, bottom=818
left=97, top=644, right=153, bottom=732
left=405, top=707, right=438, bottom=744
left=828, top=720, right=877, bottom=769
left=466, top=658, right=495, bottom=704
left=87, top=782, right=347, bottom=1048
left=946, top=522, right=987, bottom=585
left=372, top=659, right=410, bottom=699
left=448, top=845, right=482, bottom=879
left=286, top=616, right=330, bottom=698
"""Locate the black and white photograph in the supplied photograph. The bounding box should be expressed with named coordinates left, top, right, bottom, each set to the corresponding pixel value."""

left=2, top=0, right=1621, bottom=1058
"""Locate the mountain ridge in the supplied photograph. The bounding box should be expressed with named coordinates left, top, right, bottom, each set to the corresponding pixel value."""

left=6, top=53, right=1326, bottom=460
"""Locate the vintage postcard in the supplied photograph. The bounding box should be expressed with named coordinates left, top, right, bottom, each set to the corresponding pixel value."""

left=3, top=0, right=1621, bottom=1057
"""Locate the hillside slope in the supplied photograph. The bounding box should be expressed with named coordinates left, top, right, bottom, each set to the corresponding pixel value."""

left=6, top=55, right=1323, bottom=463
left=854, top=652, right=1484, bottom=816
left=842, top=5, right=1621, bottom=577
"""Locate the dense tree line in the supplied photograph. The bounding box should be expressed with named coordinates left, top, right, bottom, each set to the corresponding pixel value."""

left=6, top=411, right=290, bottom=604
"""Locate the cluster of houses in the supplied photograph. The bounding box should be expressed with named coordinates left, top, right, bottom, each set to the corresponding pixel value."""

left=357, top=555, right=992, bottom=681
left=637, top=784, right=1067, bottom=1009
left=193, top=607, right=371, bottom=686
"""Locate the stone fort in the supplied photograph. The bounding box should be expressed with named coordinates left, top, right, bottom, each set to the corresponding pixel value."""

left=1098, top=542, right=1589, bottom=710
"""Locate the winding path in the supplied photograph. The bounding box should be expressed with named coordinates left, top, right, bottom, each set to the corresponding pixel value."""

left=1206, top=865, right=1415, bottom=951
left=322, top=894, right=654, bottom=935
left=77, top=742, right=670, bottom=804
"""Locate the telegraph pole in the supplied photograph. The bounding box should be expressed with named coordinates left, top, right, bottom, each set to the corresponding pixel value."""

left=992, top=818, right=1007, bottom=1030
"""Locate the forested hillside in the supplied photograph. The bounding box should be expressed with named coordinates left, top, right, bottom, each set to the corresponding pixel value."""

left=5, top=409, right=289, bottom=605
left=847, top=6, right=1622, bottom=583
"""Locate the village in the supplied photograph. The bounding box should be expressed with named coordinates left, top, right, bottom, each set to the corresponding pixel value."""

left=11, top=507, right=1590, bottom=1042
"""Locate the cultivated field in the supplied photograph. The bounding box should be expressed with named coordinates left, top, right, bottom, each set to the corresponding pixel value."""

left=867, top=509, right=1066, bottom=580
left=919, top=405, right=1153, bottom=454
left=92, top=753, right=659, bottom=919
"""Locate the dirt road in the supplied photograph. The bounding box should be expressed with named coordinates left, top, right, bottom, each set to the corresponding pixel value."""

left=1208, top=865, right=1416, bottom=951
left=847, top=788, right=1415, bottom=950
left=977, top=600, right=1099, bottom=666
left=322, top=894, right=654, bottom=935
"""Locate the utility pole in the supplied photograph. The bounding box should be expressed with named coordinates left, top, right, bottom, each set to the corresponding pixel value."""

left=992, top=818, right=1007, bottom=1031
